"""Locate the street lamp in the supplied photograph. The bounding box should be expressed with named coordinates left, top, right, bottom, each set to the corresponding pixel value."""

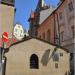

left=0, top=32, right=9, bottom=75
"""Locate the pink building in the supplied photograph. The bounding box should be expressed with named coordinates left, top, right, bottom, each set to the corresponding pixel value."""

left=54, top=0, right=74, bottom=74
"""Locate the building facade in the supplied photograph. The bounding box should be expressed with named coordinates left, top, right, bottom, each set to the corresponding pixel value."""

left=0, top=0, right=15, bottom=75
left=37, top=9, right=55, bottom=43
left=5, top=38, right=70, bottom=75
left=28, top=0, right=74, bottom=74
left=0, top=0, right=15, bottom=38
left=55, top=0, right=74, bottom=53
left=28, top=0, right=49, bottom=37
left=54, top=0, right=74, bottom=74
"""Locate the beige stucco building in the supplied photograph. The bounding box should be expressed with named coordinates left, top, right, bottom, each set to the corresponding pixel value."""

left=0, top=0, right=15, bottom=75
left=5, top=37, right=70, bottom=75
left=0, top=0, right=15, bottom=38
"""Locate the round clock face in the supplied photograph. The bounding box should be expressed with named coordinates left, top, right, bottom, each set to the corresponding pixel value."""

left=13, top=24, right=25, bottom=40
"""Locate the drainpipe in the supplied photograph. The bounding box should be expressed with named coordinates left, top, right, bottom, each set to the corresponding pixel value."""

left=54, top=13, right=56, bottom=44
left=57, top=13, right=61, bottom=46
left=54, top=12, right=61, bottom=46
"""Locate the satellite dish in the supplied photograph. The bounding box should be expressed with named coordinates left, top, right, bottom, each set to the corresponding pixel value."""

left=13, top=24, right=25, bottom=40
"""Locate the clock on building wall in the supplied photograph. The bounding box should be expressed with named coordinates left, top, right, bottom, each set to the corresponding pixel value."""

left=13, top=24, right=25, bottom=40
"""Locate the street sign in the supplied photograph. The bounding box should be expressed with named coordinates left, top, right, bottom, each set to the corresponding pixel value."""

left=2, top=32, right=8, bottom=42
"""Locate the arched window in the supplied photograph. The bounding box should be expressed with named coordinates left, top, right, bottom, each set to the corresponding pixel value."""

left=43, top=33, right=45, bottom=39
left=30, top=54, right=39, bottom=69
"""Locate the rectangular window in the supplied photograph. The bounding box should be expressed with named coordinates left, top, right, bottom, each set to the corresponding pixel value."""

left=39, top=35, right=41, bottom=39
left=68, top=2, right=74, bottom=12
left=47, top=30, right=50, bottom=42
left=71, top=26, right=75, bottom=38
left=53, top=52, right=59, bottom=61
left=15, top=29, right=17, bottom=32
left=55, top=63, right=58, bottom=69
left=60, top=53, right=63, bottom=56
left=61, top=31, right=64, bottom=42
left=43, top=33, right=45, bottom=40
left=70, top=53, right=74, bottom=61
left=59, top=12, right=63, bottom=20
left=21, top=30, right=22, bottom=33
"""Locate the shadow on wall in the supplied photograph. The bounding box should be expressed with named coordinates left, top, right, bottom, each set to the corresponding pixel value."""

left=41, top=49, right=50, bottom=66
left=41, top=47, right=58, bottom=66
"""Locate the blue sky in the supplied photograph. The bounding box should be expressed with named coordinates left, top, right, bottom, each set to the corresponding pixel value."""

left=14, top=0, right=60, bottom=31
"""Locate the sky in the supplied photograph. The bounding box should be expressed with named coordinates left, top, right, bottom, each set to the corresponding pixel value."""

left=14, top=0, right=60, bottom=31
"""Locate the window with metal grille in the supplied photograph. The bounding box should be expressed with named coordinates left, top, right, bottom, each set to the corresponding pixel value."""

left=30, top=54, right=39, bottom=69
left=68, top=1, right=74, bottom=12
left=53, top=52, right=59, bottom=61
